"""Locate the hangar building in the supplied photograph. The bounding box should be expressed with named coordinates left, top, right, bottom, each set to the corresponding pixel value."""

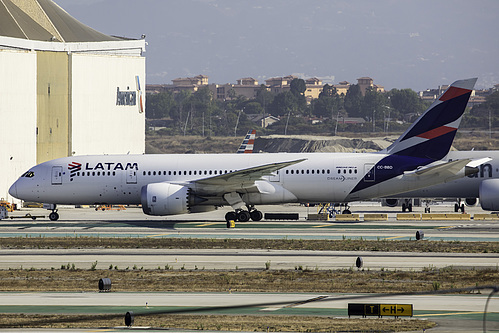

left=0, top=0, right=146, bottom=204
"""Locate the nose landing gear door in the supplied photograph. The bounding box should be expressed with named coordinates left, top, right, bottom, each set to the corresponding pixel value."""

left=51, top=166, right=63, bottom=185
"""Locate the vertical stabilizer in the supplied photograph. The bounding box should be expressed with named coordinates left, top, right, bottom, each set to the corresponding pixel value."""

left=236, top=130, right=256, bottom=154
left=383, top=78, right=477, bottom=160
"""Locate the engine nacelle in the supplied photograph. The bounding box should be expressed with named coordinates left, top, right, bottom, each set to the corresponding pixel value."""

left=479, top=179, right=499, bottom=211
left=383, top=198, right=399, bottom=207
left=465, top=197, right=478, bottom=207
left=141, top=183, right=189, bottom=216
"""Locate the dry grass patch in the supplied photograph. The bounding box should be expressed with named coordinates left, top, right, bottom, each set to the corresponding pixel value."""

left=0, top=313, right=435, bottom=331
left=2, top=237, right=498, bottom=253
left=0, top=268, right=497, bottom=293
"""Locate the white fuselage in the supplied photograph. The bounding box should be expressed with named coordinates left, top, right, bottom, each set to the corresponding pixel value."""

left=9, top=152, right=446, bottom=207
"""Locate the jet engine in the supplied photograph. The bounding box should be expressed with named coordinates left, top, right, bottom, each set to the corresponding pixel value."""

left=465, top=198, right=478, bottom=207
left=479, top=179, right=499, bottom=211
left=383, top=198, right=399, bottom=207
left=141, top=183, right=190, bottom=216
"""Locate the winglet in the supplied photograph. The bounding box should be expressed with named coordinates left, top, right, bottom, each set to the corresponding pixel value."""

left=383, top=78, right=477, bottom=160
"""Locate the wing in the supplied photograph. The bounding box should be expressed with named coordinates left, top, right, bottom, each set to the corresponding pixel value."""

left=407, top=157, right=492, bottom=181
left=187, top=158, right=306, bottom=195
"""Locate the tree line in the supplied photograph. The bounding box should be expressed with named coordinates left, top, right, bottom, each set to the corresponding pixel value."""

left=146, top=78, right=499, bottom=136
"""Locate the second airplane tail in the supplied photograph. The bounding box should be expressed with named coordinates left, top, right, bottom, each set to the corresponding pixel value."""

left=383, top=78, right=477, bottom=160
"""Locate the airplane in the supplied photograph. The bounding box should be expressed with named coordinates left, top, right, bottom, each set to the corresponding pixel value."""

left=9, top=78, right=483, bottom=223
left=385, top=150, right=499, bottom=212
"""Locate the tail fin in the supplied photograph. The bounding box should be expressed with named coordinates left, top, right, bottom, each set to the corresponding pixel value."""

left=383, top=78, right=477, bottom=160
left=236, top=130, right=256, bottom=154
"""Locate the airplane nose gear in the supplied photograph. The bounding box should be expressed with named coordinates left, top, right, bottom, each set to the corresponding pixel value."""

left=44, top=204, right=59, bottom=221
left=49, top=211, right=59, bottom=221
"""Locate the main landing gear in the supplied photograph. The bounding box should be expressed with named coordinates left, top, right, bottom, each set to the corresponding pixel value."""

left=454, top=199, right=465, bottom=213
left=225, top=207, right=263, bottom=222
left=401, top=199, right=413, bottom=212
left=223, top=192, right=263, bottom=222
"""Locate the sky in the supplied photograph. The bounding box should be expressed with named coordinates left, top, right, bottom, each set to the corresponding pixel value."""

left=54, top=0, right=499, bottom=91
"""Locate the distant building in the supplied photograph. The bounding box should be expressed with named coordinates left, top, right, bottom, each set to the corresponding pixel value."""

left=333, top=81, right=351, bottom=96
left=265, top=75, right=296, bottom=94
left=357, top=77, right=385, bottom=96
left=146, top=75, right=209, bottom=95
left=247, top=114, right=280, bottom=128
left=305, top=78, right=323, bottom=103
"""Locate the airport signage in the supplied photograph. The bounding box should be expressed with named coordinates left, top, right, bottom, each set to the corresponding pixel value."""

left=348, top=303, right=413, bottom=318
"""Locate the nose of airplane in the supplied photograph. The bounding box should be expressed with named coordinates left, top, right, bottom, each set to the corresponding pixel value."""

left=8, top=181, right=17, bottom=198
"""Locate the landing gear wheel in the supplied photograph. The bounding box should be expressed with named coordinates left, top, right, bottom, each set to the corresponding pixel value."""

left=237, top=210, right=251, bottom=222
left=49, top=212, right=59, bottom=221
left=250, top=210, right=263, bottom=221
left=342, top=209, right=351, bottom=214
left=402, top=203, right=407, bottom=212
left=225, top=211, right=237, bottom=223
left=408, top=204, right=413, bottom=212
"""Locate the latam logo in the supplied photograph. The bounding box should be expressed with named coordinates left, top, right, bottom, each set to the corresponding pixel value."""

left=69, top=162, right=139, bottom=172
left=68, top=162, right=82, bottom=177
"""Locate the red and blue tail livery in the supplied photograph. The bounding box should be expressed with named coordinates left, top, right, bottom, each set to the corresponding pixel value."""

left=385, top=78, right=476, bottom=160
left=236, top=130, right=256, bottom=154
left=348, top=78, right=477, bottom=199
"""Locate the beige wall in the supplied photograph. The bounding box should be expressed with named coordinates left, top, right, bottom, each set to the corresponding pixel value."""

left=0, top=49, right=37, bottom=202
left=36, top=51, right=70, bottom=164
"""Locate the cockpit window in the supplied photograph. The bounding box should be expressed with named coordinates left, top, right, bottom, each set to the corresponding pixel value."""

left=21, top=171, right=35, bottom=178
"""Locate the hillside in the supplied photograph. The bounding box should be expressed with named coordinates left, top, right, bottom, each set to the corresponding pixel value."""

left=145, top=131, right=499, bottom=154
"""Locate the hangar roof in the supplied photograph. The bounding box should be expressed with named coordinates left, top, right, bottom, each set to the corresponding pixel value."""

left=0, top=0, right=122, bottom=42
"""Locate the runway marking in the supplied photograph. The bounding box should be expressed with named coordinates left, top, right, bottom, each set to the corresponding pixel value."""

left=436, top=226, right=455, bottom=229
left=313, top=225, right=331, bottom=228
left=384, top=236, right=406, bottom=240
left=414, top=311, right=484, bottom=317
left=146, top=233, right=173, bottom=238
left=197, top=223, right=219, bottom=227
